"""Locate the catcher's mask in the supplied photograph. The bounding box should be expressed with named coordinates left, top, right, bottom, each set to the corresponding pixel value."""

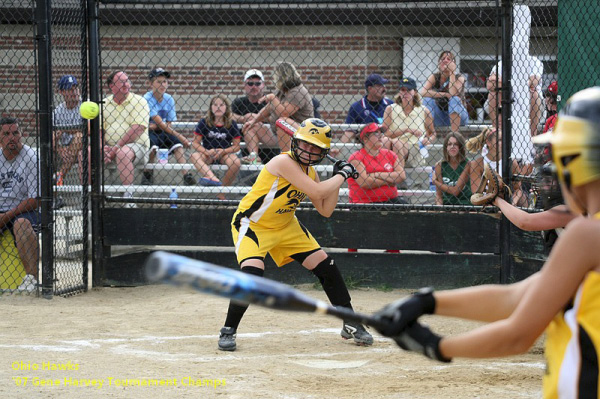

left=533, top=86, right=600, bottom=213
left=532, top=137, right=563, bottom=210
left=291, top=118, right=331, bottom=166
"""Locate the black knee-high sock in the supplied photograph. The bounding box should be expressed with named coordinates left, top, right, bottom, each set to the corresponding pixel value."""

left=310, top=257, right=352, bottom=309
left=223, top=266, right=264, bottom=329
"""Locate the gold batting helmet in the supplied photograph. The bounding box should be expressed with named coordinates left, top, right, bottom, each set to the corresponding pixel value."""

left=291, top=118, right=332, bottom=165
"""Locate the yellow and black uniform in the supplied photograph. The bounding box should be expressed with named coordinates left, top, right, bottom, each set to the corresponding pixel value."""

left=543, top=212, right=600, bottom=399
left=231, top=152, right=320, bottom=266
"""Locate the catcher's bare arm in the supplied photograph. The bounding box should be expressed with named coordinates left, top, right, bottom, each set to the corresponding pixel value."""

left=493, top=198, right=576, bottom=231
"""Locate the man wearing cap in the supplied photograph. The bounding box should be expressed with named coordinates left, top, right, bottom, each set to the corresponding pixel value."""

left=141, top=67, right=195, bottom=186
left=542, top=81, right=559, bottom=133
left=232, top=69, right=278, bottom=165
left=341, top=74, right=394, bottom=146
left=339, top=74, right=407, bottom=165
left=53, top=74, right=83, bottom=188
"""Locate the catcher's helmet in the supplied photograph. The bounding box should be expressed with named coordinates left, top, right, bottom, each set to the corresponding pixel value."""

left=551, top=86, right=600, bottom=189
left=291, top=118, right=332, bottom=166
left=534, top=86, right=600, bottom=212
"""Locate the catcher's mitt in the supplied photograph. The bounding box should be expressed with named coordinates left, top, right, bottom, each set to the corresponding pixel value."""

left=470, top=162, right=510, bottom=206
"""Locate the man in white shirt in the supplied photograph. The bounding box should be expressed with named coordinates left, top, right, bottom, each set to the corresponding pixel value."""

left=0, top=117, right=40, bottom=292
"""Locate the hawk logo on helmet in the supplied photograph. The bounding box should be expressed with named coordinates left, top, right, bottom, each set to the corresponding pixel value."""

left=309, top=118, right=328, bottom=127
left=308, top=128, right=319, bottom=135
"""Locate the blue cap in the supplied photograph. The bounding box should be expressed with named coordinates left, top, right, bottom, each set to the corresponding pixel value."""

left=399, top=77, right=417, bottom=90
left=149, top=68, right=171, bottom=80
left=58, top=75, right=78, bottom=90
left=365, top=74, right=389, bottom=89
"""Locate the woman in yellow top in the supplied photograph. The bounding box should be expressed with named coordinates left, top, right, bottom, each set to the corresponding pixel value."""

left=218, top=118, right=373, bottom=351
left=374, top=87, right=600, bottom=398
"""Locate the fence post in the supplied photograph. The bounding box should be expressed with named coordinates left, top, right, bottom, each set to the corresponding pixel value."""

left=87, top=0, right=105, bottom=287
left=79, top=0, right=90, bottom=290
left=35, top=0, right=54, bottom=299
left=500, top=0, right=512, bottom=284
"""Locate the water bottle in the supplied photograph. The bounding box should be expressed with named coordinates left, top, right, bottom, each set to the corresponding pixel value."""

left=428, top=170, right=436, bottom=192
left=169, top=188, right=178, bottom=209
left=418, top=137, right=429, bottom=159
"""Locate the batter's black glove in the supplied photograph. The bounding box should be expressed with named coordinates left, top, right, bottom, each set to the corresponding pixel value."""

left=333, top=160, right=357, bottom=180
left=393, top=321, right=451, bottom=363
left=374, top=287, right=436, bottom=337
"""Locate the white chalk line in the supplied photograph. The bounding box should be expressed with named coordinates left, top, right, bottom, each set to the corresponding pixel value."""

left=0, top=329, right=545, bottom=370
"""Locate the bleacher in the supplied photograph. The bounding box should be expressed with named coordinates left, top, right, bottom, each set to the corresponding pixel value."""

left=51, top=123, right=492, bottom=211
left=49, top=121, right=501, bottom=262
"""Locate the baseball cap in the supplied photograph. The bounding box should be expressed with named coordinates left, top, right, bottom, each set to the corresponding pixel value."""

left=547, top=81, right=558, bottom=95
left=359, top=122, right=382, bottom=141
left=398, top=77, right=417, bottom=90
left=148, top=68, right=171, bottom=80
left=58, top=75, right=78, bottom=90
left=244, top=69, right=264, bottom=81
left=365, top=74, right=389, bottom=89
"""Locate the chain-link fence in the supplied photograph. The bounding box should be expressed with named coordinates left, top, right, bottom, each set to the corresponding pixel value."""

left=90, top=0, right=560, bottom=211
left=1, top=0, right=88, bottom=296
left=50, top=0, right=89, bottom=295
left=2, top=0, right=599, bottom=292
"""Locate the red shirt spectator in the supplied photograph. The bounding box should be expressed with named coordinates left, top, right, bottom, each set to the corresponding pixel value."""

left=348, top=123, right=407, bottom=204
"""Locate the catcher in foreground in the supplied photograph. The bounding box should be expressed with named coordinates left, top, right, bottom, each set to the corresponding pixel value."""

left=374, top=87, right=600, bottom=398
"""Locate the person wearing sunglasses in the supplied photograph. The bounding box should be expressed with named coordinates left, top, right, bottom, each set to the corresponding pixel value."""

left=242, top=62, right=314, bottom=155
left=232, top=69, right=278, bottom=165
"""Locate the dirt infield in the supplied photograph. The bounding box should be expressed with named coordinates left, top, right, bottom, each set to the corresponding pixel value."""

left=1, top=285, right=544, bottom=398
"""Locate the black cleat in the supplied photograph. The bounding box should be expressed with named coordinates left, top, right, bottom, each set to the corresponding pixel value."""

left=341, top=321, right=373, bottom=346
left=218, top=327, right=237, bottom=351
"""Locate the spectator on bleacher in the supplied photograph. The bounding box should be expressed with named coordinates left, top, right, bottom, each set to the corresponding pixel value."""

left=348, top=123, right=407, bottom=204
left=467, top=127, right=531, bottom=207
left=382, top=77, right=436, bottom=168
left=140, top=68, right=195, bottom=186
left=190, top=94, right=241, bottom=194
left=243, top=62, right=313, bottom=152
left=421, top=51, right=469, bottom=133
left=232, top=69, right=278, bottom=165
left=485, top=57, right=543, bottom=136
left=340, top=73, right=394, bottom=144
left=0, top=117, right=40, bottom=292
left=81, top=71, right=150, bottom=207
left=339, top=73, right=406, bottom=162
left=543, top=80, right=559, bottom=133
left=312, top=97, right=322, bottom=119
left=433, top=132, right=471, bottom=205
left=53, top=75, right=83, bottom=189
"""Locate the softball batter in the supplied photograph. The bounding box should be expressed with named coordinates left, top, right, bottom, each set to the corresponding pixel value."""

left=218, top=118, right=373, bottom=351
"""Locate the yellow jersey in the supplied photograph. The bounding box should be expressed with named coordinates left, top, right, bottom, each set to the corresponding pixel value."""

left=543, top=213, right=600, bottom=398
left=232, top=152, right=316, bottom=230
